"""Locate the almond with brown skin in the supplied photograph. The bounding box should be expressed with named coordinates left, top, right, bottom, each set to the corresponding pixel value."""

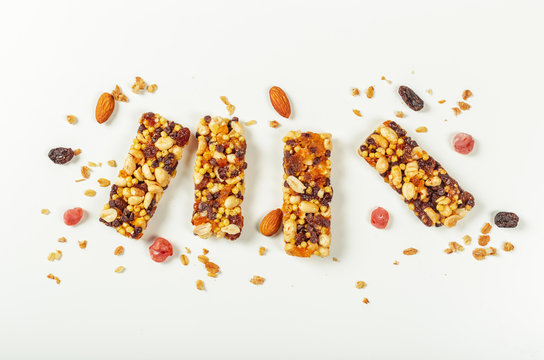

left=259, top=209, right=283, bottom=236
left=269, top=86, right=291, bottom=118
left=95, top=92, right=115, bottom=124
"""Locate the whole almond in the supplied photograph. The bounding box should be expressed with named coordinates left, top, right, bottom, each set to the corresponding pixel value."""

left=259, top=209, right=283, bottom=236
left=269, top=86, right=291, bottom=118
left=95, top=92, right=115, bottom=124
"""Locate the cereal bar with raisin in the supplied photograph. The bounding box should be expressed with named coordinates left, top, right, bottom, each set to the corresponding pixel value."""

left=358, top=120, right=474, bottom=227
left=282, top=131, right=333, bottom=257
left=192, top=116, right=247, bottom=240
left=99, top=112, right=190, bottom=239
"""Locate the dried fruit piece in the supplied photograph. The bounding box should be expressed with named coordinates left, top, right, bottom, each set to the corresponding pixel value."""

left=114, top=246, right=124, bottom=255
left=250, top=276, right=265, bottom=285
left=95, top=92, right=115, bottom=124
left=66, top=115, right=77, bottom=124
left=494, top=212, right=519, bottom=228
left=366, top=86, right=374, bottom=99
left=398, top=86, right=424, bottom=111
left=63, top=207, right=84, bottom=226
left=269, top=86, right=291, bottom=118
left=478, top=235, right=490, bottom=246
left=503, top=242, right=514, bottom=252
left=269, top=120, right=280, bottom=128
left=352, top=88, right=360, bottom=96
left=353, top=109, right=362, bottom=117
left=452, top=133, right=475, bottom=155
left=196, top=280, right=205, bottom=290
left=355, top=281, right=366, bottom=289
left=462, top=90, right=473, bottom=100
left=458, top=101, right=471, bottom=111
left=48, top=147, right=75, bottom=164
left=149, top=237, right=173, bottom=263
left=403, top=248, right=418, bottom=255
left=370, top=207, right=389, bottom=229
left=472, top=248, right=487, bottom=261
left=260, top=209, right=282, bottom=236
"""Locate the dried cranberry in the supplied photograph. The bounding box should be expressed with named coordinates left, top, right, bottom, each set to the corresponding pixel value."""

left=452, top=133, right=475, bottom=155
left=494, top=212, right=519, bottom=228
left=48, top=147, right=74, bottom=164
left=370, top=207, right=389, bottom=229
left=398, top=86, right=424, bottom=111
left=64, top=207, right=84, bottom=226
left=149, top=237, right=173, bottom=263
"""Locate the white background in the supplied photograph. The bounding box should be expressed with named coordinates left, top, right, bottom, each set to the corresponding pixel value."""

left=1, top=0, right=543, bottom=359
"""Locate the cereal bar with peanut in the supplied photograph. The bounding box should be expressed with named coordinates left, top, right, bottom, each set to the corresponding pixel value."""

left=358, top=120, right=474, bottom=227
left=99, top=112, right=190, bottom=239
left=192, top=116, right=247, bottom=240
left=282, top=131, right=333, bottom=257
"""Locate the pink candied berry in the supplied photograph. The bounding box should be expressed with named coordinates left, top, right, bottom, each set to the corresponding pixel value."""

left=452, top=132, right=475, bottom=154
left=63, top=207, right=84, bottom=226
left=149, top=237, right=173, bottom=263
left=371, top=207, right=389, bottom=229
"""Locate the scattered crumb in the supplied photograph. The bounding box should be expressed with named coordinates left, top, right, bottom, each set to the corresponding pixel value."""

left=269, top=120, right=280, bottom=128
left=362, top=298, right=369, bottom=304
left=147, top=84, right=158, bottom=93
left=107, top=160, right=117, bottom=167
left=415, top=126, right=427, bottom=133
left=503, top=242, right=514, bottom=252
left=463, top=235, right=472, bottom=245
left=48, top=250, right=62, bottom=262
left=112, top=85, right=128, bottom=102
left=355, top=281, right=367, bottom=289
left=333, top=257, right=339, bottom=262
left=472, top=248, right=487, bottom=261
left=88, top=161, right=99, bottom=167
left=47, top=273, right=61, bottom=284
left=352, top=88, right=360, bottom=96
left=84, top=189, right=96, bottom=197
left=259, top=246, right=266, bottom=256
left=478, top=235, right=490, bottom=246
left=403, top=248, right=418, bottom=255
left=486, top=247, right=497, bottom=256
left=75, top=179, right=86, bottom=183
left=380, top=76, right=392, bottom=84
left=205, top=262, right=220, bottom=277
left=426, top=89, right=433, bottom=95
left=74, top=148, right=82, bottom=156
left=438, top=99, right=446, bottom=104
left=220, top=96, right=230, bottom=105
left=393, top=260, right=399, bottom=265
left=66, top=115, right=77, bottom=124
left=366, top=86, right=375, bottom=99
left=462, top=89, right=473, bottom=100
left=395, top=111, right=404, bottom=118
left=196, top=280, right=205, bottom=290
left=481, top=222, right=492, bottom=234
left=114, top=246, right=124, bottom=255
left=444, top=248, right=453, bottom=254
left=452, top=107, right=461, bottom=116
left=98, top=178, right=111, bottom=187
left=250, top=276, right=265, bottom=285
left=81, top=166, right=91, bottom=179
left=352, top=109, right=362, bottom=117
left=444, top=241, right=464, bottom=254
left=197, top=255, right=209, bottom=264
left=41, top=209, right=50, bottom=215
left=245, top=120, right=257, bottom=126
left=458, top=101, right=471, bottom=111
left=185, top=247, right=192, bottom=254
left=132, top=76, right=146, bottom=93
left=202, top=248, right=209, bottom=255
left=58, top=237, right=67, bottom=243
left=78, top=240, right=87, bottom=249
left=226, top=104, right=235, bottom=115
left=180, top=254, right=189, bottom=265
left=114, top=266, right=125, bottom=273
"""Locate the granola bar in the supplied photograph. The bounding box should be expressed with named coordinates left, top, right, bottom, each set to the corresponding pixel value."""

left=192, top=116, right=247, bottom=240
left=99, top=112, right=190, bottom=239
left=358, top=120, right=475, bottom=227
left=282, top=131, right=333, bottom=257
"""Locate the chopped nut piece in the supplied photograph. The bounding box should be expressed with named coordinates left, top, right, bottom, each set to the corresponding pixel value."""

left=472, top=248, right=487, bottom=261
left=55, top=276, right=61, bottom=284
left=55, top=250, right=62, bottom=260
left=205, top=262, right=220, bottom=275
left=393, top=260, right=399, bottom=265
left=395, top=111, right=404, bottom=118
left=196, top=280, right=205, bottom=290
left=202, top=248, right=209, bottom=255
left=47, top=273, right=55, bottom=279
left=250, top=276, right=265, bottom=285
left=333, top=257, right=339, bottom=262
left=78, top=240, right=87, bottom=249
left=180, top=254, right=189, bottom=265
left=114, top=246, right=124, bottom=255
left=97, top=178, right=111, bottom=187
left=81, top=166, right=91, bottom=179
left=486, top=247, right=497, bottom=256
left=444, top=248, right=453, bottom=254
left=185, top=247, right=191, bottom=254
left=362, top=298, right=369, bottom=304
left=220, top=96, right=230, bottom=105
left=245, top=120, right=257, bottom=126
left=403, top=248, right=418, bottom=255
left=415, top=126, right=427, bottom=133
left=269, top=120, right=280, bottom=128
left=41, top=209, right=50, bottom=215
left=88, top=161, right=98, bottom=167
left=503, top=242, right=515, bottom=252
left=84, top=189, right=96, bottom=197
left=66, top=115, right=77, bottom=124
left=463, top=235, right=472, bottom=245
left=114, top=266, right=125, bottom=273
left=366, top=86, right=375, bottom=99
left=426, top=89, right=433, bottom=95
left=107, top=160, right=117, bottom=167
left=47, top=252, right=55, bottom=261
left=58, top=236, right=67, bottom=243
left=259, top=246, right=266, bottom=256
left=208, top=273, right=217, bottom=278
left=74, top=148, right=82, bottom=156
left=449, top=241, right=464, bottom=252
left=462, top=89, right=473, bottom=100
left=48, top=250, right=62, bottom=261
left=353, top=109, right=362, bottom=117
left=197, top=255, right=209, bottom=264
left=452, top=107, right=461, bottom=116
left=478, top=235, right=490, bottom=246
left=226, top=104, right=235, bottom=115
left=352, top=88, right=360, bottom=96
left=355, top=281, right=366, bottom=289
left=132, top=76, right=146, bottom=93
left=458, top=101, right=471, bottom=111
left=481, top=222, right=492, bottom=234
left=438, top=99, right=446, bottom=104
left=112, top=85, right=128, bottom=102
left=147, top=84, right=158, bottom=93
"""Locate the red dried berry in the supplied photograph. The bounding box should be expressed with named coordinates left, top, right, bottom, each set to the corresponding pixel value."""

left=149, top=237, right=173, bottom=263
left=453, top=133, right=475, bottom=154
left=371, top=207, right=389, bottom=229
left=63, top=207, right=84, bottom=226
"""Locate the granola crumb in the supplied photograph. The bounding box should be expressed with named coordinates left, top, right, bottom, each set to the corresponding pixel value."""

left=66, top=115, right=77, bottom=124
left=74, top=148, right=82, bottom=156
left=81, top=166, right=91, bottom=179
left=352, top=109, right=362, bottom=117
left=355, top=281, right=366, bottom=289
left=75, top=179, right=86, bottom=182
left=403, top=248, right=418, bottom=255
left=380, top=76, right=392, bottom=84
left=185, top=247, right=192, bottom=254
left=486, top=247, right=497, bottom=256
left=446, top=241, right=464, bottom=253
left=226, top=104, right=235, bottom=115
left=426, top=89, right=433, bottom=95
left=458, top=101, right=471, bottom=111
left=352, top=88, right=360, bottom=96
left=48, top=250, right=62, bottom=261
left=84, top=189, right=96, bottom=197
left=503, top=242, right=515, bottom=252
left=478, top=235, right=490, bottom=246
left=132, top=76, right=146, bottom=94
left=415, top=126, right=427, bottom=133
left=250, top=276, right=265, bottom=285
left=147, top=84, right=158, bottom=93
left=362, top=298, right=369, bottom=304
left=78, top=240, right=87, bottom=249
left=107, top=160, right=117, bottom=167
left=472, top=248, right=487, bottom=261
left=438, top=99, right=446, bottom=104
left=41, top=209, right=50, bottom=215
left=47, top=273, right=55, bottom=280
left=395, top=111, right=404, bottom=118
left=269, top=120, right=280, bottom=128
left=112, top=85, right=128, bottom=102
left=444, top=248, right=453, bottom=254
left=452, top=107, right=462, bottom=116
left=55, top=276, right=61, bottom=284
left=259, top=246, right=266, bottom=256
left=197, top=255, right=209, bottom=264
left=366, top=86, right=375, bottom=99
left=245, top=120, right=257, bottom=126
left=202, top=248, right=209, bottom=255
left=88, top=161, right=98, bottom=167
left=196, top=280, right=205, bottom=290
left=393, top=260, right=399, bottom=265
left=208, top=272, right=217, bottom=278
left=114, top=266, right=125, bottom=273
left=180, top=254, right=189, bottom=265
left=205, top=262, right=220, bottom=276
left=481, top=222, right=492, bottom=234
left=220, top=96, right=230, bottom=105
left=114, top=246, right=124, bottom=255
left=462, top=89, right=473, bottom=100
left=463, top=235, right=472, bottom=245
left=332, top=257, right=339, bottom=262
left=58, top=237, right=67, bottom=243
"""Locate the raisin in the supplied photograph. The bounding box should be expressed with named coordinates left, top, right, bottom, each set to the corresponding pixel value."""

left=48, top=147, right=74, bottom=164
left=143, top=112, right=155, bottom=122
left=204, top=115, right=211, bottom=123
left=132, top=227, right=143, bottom=239
left=370, top=207, right=389, bottom=229
left=163, top=153, right=178, bottom=173
left=313, top=214, right=330, bottom=228
left=143, top=145, right=158, bottom=159
left=174, top=127, right=191, bottom=147
left=494, top=212, right=519, bottom=228
left=138, top=124, right=146, bottom=133
left=216, top=144, right=225, bottom=153
left=109, top=198, right=127, bottom=211
left=398, top=86, right=424, bottom=111
left=149, top=237, right=173, bottom=263
left=133, top=182, right=148, bottom=193
left=286, top=139, right=296, bottom=146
